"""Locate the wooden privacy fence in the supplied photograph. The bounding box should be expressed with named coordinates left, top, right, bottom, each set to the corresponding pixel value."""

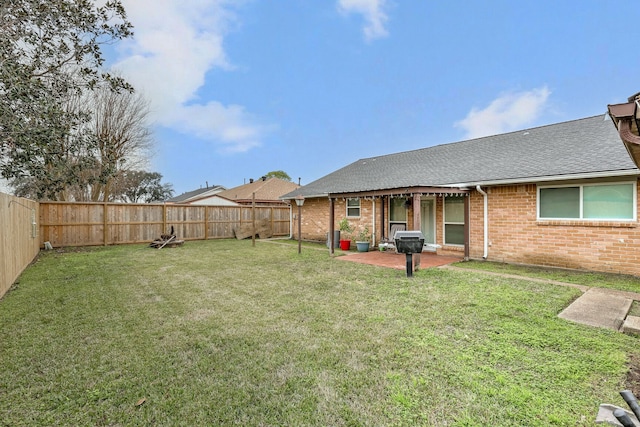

left=1, top=193, right=40, bottom=299
left=39, top=202, right=291, bottom=248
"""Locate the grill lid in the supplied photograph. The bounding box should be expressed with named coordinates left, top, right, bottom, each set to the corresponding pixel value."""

left=394, top=230, right=425, bottom=240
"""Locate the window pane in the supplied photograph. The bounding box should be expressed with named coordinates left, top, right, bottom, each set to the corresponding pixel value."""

left=445, top=224, right=464, bottom=245
left=390, top=198, right=406, bottom=221
left=346, top=198, right=360, bottom=217
left=584, top=184, right=634, bottom=219
left=539, top=187, right=579, bottom=218
left=445, top=197, right=464, bottom=223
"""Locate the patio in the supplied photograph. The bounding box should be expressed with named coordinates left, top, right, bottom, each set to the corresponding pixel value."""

left=335, top=250, right=463, bottom=270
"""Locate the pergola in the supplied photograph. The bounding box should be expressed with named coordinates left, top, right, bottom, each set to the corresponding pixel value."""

left=326, top=186, right=471, bottom=259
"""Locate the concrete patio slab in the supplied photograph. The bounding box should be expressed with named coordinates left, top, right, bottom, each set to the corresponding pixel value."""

left=335, top=250, right=462, bottom=270
left=558, top=288, right=633, bottom=331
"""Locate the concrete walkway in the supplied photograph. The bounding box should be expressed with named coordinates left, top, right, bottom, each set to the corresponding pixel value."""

left=443, top=265, right=640, bottom=334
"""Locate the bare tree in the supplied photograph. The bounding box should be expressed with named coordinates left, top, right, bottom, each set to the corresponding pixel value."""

left=65, top=87, right=153, bottom=202
left=86, top=84, right=153, bottom=201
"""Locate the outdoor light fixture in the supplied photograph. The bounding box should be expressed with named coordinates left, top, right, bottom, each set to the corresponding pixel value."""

left=295, top=195, right=305, bottom=254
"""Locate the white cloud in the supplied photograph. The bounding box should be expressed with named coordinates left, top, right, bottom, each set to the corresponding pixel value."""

left=167, top=101, right=268, bottom=153
left=455, top=87, right=551, bottom=139
left=337, top=0, right=389, bottom=41
left=113, top=0, right=268, bottom=152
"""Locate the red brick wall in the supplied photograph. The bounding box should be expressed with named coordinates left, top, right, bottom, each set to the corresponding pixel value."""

left=297, top=198, right=381, bottom=243
left=298, top=181, right=640, bottom=275
left=471, top=182, right=640, bottom=275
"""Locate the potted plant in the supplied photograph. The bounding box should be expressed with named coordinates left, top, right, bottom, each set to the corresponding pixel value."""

left=355, top=226, right=371, bottom=252
left=338, top=218, right=353, bottom=251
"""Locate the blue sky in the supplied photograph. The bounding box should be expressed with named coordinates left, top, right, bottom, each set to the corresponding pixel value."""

left=110, top=0, right=640, bottom=196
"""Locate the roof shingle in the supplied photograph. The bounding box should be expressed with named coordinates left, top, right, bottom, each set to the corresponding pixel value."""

left=284, top=115, right=638, bottom=198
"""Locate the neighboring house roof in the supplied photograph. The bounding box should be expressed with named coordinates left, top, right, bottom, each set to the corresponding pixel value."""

left=185, top=194, right=239, bottom=206
left=217, top=177, right=300, bottom=203
left=283, top=115, right=639, bottom=199
left=166, top=184, right=226, bottom=203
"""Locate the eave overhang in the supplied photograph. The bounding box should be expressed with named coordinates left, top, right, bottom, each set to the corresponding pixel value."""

left=328, top=186, right=470, bottom=199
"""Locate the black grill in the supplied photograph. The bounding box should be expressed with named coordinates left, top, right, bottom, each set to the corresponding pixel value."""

left=394, top=230, right=425, bottom=277
left=394, top=230, right=425, bottom=254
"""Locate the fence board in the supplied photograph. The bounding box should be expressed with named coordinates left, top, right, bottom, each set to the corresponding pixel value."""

left=1, top=193, right=40, bottom=299
left=39, top=202, right=291, bottom=247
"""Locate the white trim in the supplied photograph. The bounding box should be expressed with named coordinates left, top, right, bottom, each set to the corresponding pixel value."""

left=420, top=197, right=436, bottom=251
left=443, top=196, right=465, bottom=246
left=476, top=185, right=488, bottom=259
left=389, top=196, right=409, bottom=223
left=346, top=197, right=361, bottom=218
left=537, top=180, right=637, bottom=221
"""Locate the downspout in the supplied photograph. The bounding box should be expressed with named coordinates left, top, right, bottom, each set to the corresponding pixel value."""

left=475, top=185, right=488, bottom=259
left=372, top=198, right=376, bottom=246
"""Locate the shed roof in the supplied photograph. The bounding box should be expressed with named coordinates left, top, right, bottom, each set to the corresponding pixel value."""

left=284, top=114, right=639, bottom=199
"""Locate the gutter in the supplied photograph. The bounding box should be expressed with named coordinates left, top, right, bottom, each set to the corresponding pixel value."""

left=453, top=169, right=639, bottom=188
left=280, top=193, right=328, bottom=201
left=475, top=185, right=488, bottom=259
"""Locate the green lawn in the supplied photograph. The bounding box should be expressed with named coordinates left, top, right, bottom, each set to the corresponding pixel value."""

left=453, top=259, right=640, bottom=293
left=0, top=240, right=638, bottom=426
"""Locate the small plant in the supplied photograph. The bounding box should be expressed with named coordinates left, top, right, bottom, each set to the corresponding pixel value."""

left=356, top=226, right=370, bottom=242
left=338, top=218, right=354, bottom=240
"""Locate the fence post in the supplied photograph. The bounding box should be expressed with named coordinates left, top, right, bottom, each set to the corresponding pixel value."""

left=252, top=193, right=256, bottom=247
left=270, top=206, right=274, bottom=234
left=204, top=206, right=209, bottom=240
left=103, top=202, right=108, bottom=246
left=163, top=204, right=167, bottom=237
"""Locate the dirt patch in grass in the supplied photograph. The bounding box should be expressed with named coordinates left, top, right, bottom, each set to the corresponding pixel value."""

left=626, top=354, right=640, bottom=396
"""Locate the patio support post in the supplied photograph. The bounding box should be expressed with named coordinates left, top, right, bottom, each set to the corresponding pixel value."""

left=412, top=194, right=421, bottom=269
left=464, top=194, right=470, bottom=260
left=380, top=196, right=386, bottom=240
left=329, top=197, right=335, bottom=255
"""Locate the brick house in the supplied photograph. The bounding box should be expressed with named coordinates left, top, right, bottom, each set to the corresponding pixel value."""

left=283, top=111, right=640, bottom=276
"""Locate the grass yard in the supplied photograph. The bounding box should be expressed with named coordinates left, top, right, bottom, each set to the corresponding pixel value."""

left=453, top=259, right=640, bottom=293
left=1, top=240, right=639, bottom=426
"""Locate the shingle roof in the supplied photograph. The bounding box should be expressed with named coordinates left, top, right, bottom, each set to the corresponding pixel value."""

left=166, top=185, right=225, bottom=203
left=217, top=178, right=300, bottom=202
left=284, top=115, right=639, bottom=198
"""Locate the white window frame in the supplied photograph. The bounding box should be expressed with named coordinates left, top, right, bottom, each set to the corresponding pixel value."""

left=537, top=181, right=637, bottom=221
left=443, top=196, right=465, bottom=246
left=389, top=197, right=408, bottom=223
left=346, top=198, right=361, bottom=218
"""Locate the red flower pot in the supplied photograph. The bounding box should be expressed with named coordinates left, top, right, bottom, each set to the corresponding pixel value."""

left=339, top=240, right=351, bottom=251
